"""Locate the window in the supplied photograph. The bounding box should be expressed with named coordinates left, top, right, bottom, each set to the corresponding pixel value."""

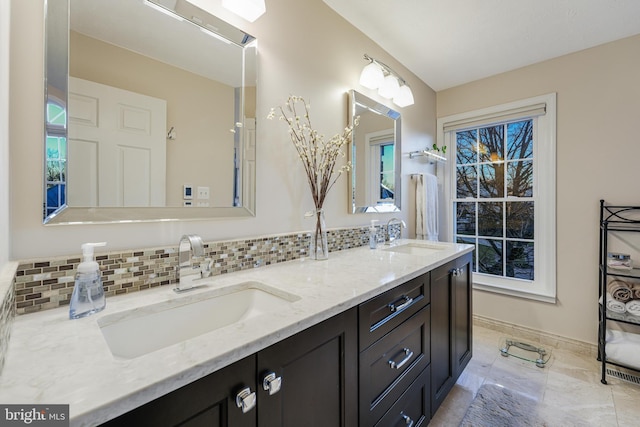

left=45, top=101, right=67, bottom=217
left=438, top=94, right=556, bottom=302
left=366, top=130, right=395, bottom=205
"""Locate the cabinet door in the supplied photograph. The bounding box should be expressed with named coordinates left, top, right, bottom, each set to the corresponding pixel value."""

left=453, top=253, right=473, bottom=376
left=430, top=262, right=454, bottom=416
left=256, top=308, right=358, bottom=427
left=430, top=253, right=473, bottom=417
left=102, top=355, right=257, bottom=427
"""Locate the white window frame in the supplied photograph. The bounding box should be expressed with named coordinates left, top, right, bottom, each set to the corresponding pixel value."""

left=364, top=129, right=395, bottom=205
left=437, top=93, right=557, bottom=303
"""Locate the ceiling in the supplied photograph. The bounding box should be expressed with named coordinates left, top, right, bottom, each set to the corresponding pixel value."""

left=323, top=0, right=640, bottom=91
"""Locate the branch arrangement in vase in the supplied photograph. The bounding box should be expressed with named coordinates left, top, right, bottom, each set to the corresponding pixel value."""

left=268, top=95, right=357, bottom=259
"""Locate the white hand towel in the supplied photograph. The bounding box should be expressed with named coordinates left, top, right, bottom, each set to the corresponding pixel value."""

left=606, top=329, right=640, bottom=370
left=626, top=299, right=640, bottom=316
left=599, top=293, right=626, bottom=314
left=415, top=173, right=438, bottom=241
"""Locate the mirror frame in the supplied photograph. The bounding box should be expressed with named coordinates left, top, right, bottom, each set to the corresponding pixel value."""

left=43, top=0, right=257, bottom=225
left=348, top=90, right=401, bottom=214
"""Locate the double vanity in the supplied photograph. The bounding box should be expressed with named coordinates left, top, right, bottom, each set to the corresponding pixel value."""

left=0, top=240, right=473, bottom=426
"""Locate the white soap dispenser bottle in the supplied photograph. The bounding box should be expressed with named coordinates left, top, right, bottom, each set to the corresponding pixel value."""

left=69, top=242, right=107, bottom=319
left=369, top=220, right=379, bottom=249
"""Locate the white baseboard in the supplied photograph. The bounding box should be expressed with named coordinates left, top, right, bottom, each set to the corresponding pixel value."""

left=473, top=314, right=597, bottom=358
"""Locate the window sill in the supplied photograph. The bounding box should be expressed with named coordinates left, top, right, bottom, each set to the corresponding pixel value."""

left=473, top=281, right=556, bottom=304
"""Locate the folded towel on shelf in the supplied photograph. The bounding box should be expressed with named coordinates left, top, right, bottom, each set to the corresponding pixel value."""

left=607, top=279, right=633, bottom=302
left=632, top=283, right=640, bottom=300
left=600, top=293, right=626, bottom=314
left=626, top=300, right=640, bottom=317
left=605, top=329, right=640, bottom=371
left=415, top=173, right=438, bottom=241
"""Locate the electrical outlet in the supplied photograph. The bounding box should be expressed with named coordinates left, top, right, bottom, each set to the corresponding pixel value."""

left=197, top=186, right=210, bottom=200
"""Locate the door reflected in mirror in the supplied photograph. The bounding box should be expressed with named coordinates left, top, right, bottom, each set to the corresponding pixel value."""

left=348, top=90, right=401, bottom=214
left=44, top=0, right=257, bottom=224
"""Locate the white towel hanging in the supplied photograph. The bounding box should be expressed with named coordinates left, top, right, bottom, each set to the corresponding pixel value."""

left=415, top=173, right=438, bottom=241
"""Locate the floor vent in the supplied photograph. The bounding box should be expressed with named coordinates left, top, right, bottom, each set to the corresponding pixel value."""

left=607, top=368, right=640, bottom=385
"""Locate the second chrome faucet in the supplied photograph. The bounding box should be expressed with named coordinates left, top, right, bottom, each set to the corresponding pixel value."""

left=386, top=218, right=407, bottom=244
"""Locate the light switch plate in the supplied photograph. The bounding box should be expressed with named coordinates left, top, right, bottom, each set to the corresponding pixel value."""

left=197, top=186, right=210, bottom=200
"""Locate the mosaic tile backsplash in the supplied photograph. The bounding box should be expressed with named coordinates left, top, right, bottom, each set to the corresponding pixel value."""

left=0, top=273, right=16, bottom=373
left=14, top=225, right=394, bottom=315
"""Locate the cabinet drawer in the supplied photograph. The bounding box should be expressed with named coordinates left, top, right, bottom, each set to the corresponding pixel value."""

left=374, top=367, right=431, bottom=427
left=359, top=306, right=430, bottom=426
left=359, top=272, right=430, bottom=350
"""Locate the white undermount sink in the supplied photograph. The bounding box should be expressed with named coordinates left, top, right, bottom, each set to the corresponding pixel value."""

left=382, top=241, right=446, bottom=256
left=98, top=281, right=300, bottom=359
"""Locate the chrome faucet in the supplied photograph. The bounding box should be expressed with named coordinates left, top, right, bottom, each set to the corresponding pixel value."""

left=175, top=234, right=205, bottom=293
left=386, top=218, right=407, bottom=244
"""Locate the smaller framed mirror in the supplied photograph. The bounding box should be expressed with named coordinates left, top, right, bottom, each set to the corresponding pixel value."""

left=348, top=90, right=401, bottom=213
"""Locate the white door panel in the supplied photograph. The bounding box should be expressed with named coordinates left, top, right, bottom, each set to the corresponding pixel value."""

left=68, top=77, right=166, bottom=207
left=67, top=138, right=98, bottom=206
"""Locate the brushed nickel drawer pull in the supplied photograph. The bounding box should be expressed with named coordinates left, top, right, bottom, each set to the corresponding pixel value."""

left=451, top=267, right=464, bottom=277
left=401, top=412, right=414, bottom=426
left=388, top=295, right=413, bottom=313
left=388, top=347, right=414, bottom=369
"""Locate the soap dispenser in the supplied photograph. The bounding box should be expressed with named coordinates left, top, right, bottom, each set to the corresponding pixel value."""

left=369, top=220, right=379, bottom=249
left=69, top=242, right=107, bottom=319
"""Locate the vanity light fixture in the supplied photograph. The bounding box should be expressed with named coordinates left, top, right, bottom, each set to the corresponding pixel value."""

left=222, top=0, right=266, bottom=22
left=359, top=54, right=415, bottom=107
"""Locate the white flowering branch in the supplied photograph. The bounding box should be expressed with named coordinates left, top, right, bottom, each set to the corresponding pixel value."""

left=268, top=95, right=357, bottom=211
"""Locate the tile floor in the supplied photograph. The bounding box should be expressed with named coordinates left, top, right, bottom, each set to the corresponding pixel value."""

left=430, top=325, right=640, bottom=426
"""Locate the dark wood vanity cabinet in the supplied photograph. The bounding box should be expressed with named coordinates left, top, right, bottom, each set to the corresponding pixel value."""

left=102, top=252, right=472, bottom=427
left=430, top=252, right=473, bottom=416
left=256, top=307, right=358, bottom=427
left=102, top=354, right=257, bottom=427
left=103, top=308, right=357, bottom=427
left=358, top=272, right=431, bottom=426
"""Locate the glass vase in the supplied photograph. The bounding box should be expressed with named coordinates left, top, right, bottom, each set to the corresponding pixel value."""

left=309, top=209, right=329, bottom=260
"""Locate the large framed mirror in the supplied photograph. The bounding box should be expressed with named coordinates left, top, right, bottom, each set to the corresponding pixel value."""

left=44, top=0, right=257, bottom=224
left=348, top=90, right=401, bottom=213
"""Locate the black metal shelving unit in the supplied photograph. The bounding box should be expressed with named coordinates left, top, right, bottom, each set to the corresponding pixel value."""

left=598, top=200, right=640, bottom=384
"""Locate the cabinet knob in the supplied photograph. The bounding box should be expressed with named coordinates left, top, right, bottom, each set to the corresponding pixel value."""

left=235, top=387, right=257, bottom=413
left=388, top=347, right=414, bottom=370
left=401, top=412, right=414, bottom=427
left=262, top=372, right=282, bottom=395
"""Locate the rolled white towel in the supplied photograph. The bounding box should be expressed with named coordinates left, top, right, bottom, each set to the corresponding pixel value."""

left=600, top=293, right=626, bottom=314
left=606, top=329, right=640, bottom=370
left=625, top=299, right=640, bottom=316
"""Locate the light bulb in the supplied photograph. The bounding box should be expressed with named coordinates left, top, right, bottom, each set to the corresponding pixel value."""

left=222, top=0, right=266, bottom=22
left=378, top=75, right=400, bottom=99
left=359, top=62, right=384, bottom=90
left=393, top=85, right=414, bottom=107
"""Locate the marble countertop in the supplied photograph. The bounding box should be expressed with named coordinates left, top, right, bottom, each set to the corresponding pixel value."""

left=0, top=240, right=473, bottom=426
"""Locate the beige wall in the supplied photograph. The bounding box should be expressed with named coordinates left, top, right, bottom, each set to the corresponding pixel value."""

left=437, top=34, right=640, bottom=344
left=1, top=0, right=9, bottom=269
left=9, top=0, right=436, bottom=258
left=70, top=31, right=236, bottom=207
